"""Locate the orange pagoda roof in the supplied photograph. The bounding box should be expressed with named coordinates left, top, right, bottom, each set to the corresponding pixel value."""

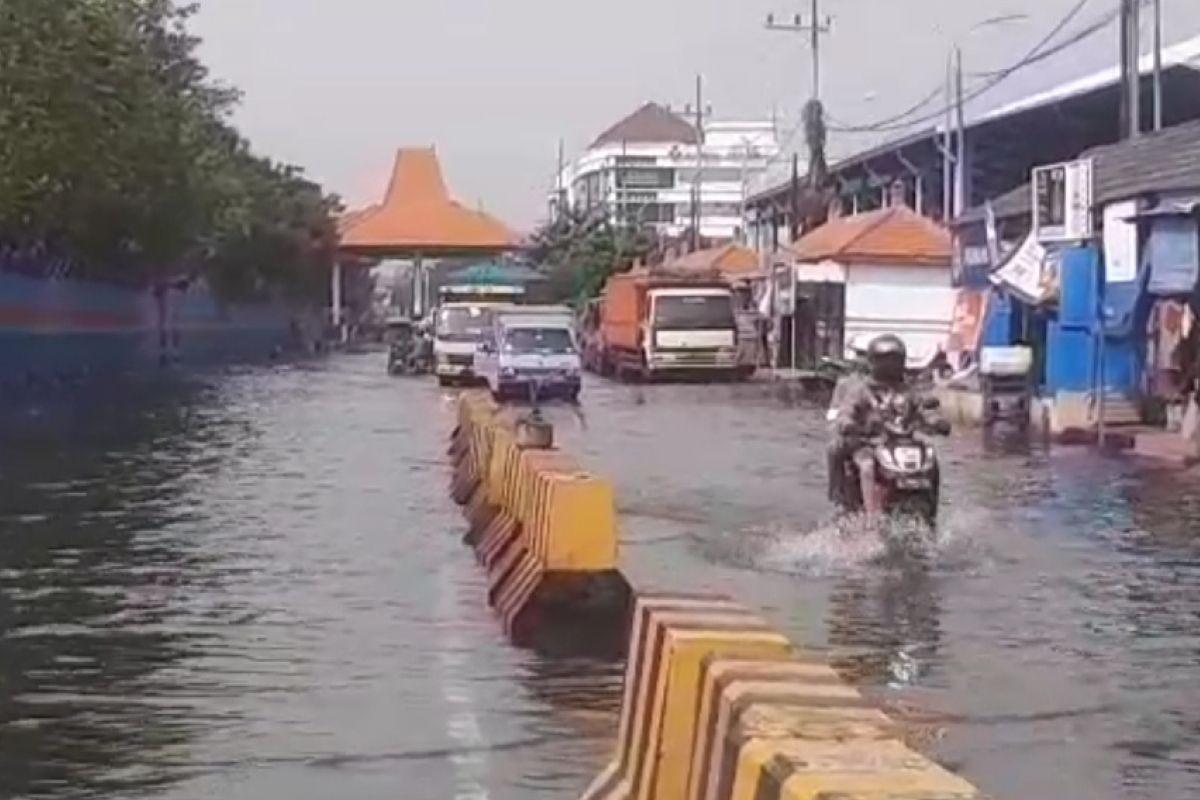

left=787, top=206, right=952, bottom=267
left=339, top=148, right=515, bottom=254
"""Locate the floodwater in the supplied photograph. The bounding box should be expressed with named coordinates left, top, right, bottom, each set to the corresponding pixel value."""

left=0, top=356, right=618, bottom=800
left=2, top=355, right=1200, bottom=799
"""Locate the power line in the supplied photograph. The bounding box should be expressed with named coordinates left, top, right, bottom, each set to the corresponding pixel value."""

left=825, top=84, right=945, bottom=133
left=967, top=4, right=1121, bottom=77
left=827, top=0, right=1098, bottom=134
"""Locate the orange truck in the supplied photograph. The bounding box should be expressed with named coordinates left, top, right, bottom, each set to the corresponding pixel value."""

left=598, top=271, right=741, bottom=381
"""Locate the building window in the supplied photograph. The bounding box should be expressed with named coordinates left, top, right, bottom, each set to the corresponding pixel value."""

left=616, top=167, right=675, bottom=189
left=677, top=167, right=746, bottom=184
left=618, top=203, right=675, bottom=225
left=683, top=202, right=744, bottom=218
left=615, top=155, right=657, bottom=166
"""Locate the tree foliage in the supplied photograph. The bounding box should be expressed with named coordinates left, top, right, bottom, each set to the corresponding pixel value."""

left=527, top=207, right=660, bottom=304
left=0, top=0, right=340, bottom=302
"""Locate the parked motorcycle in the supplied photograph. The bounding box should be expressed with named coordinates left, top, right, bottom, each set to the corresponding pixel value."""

left=387, top=336, right=433, bottom=376
left=832, top=394, right=947, bottom=527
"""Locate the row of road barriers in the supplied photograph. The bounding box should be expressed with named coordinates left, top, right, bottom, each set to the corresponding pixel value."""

left=448, top=391, right=632, bottom=652
left=447, top=392, right=981, bottom=799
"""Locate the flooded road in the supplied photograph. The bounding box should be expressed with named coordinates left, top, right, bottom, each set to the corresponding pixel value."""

left=2, top=355, right=1200, bottom=799
left=547, top=380, right=1200, bottom=800
left=0, top=356, right=618, bottom=800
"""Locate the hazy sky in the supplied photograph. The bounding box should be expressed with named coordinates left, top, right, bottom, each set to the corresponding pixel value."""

left=193, top=0, right=1199, bottom=231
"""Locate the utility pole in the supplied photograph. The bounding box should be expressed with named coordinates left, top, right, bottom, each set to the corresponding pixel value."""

left=1119, top=0, right=1142, bottom=139
left=685, top=74, right=711, bottom=252
left=954, top=46, right=967, bottom=219
left=766, top=2, right=833, bottom=100
left=555, top=137, right=566, bottom=219
left=1153, top=0, right=1164, bottom=131
left=942, top=54, right=954, bottom=222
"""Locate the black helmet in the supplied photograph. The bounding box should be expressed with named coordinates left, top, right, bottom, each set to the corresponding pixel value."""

left=867, top=334, right=906, bottom=382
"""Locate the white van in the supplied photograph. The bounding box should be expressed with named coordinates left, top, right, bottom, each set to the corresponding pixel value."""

left=475, top=308, right=581, bottom=402
left=432, top=303, right=491, bottom=385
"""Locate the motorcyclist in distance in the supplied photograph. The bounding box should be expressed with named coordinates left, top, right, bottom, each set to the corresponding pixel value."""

left=827, top=334, right=950, bottom=507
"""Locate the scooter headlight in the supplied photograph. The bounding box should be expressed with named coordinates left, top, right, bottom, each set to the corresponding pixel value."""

left=875, top=447, right=899, bottom=472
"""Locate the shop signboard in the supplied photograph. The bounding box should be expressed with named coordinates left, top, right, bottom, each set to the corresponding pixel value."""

left=1102, top=200, right=1139, bottom=284
left=991, top=232, right=1055, bottom=305
left=1033, top=159, right=1094, bottom=243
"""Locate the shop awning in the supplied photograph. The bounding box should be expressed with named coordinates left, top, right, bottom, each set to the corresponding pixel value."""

left=443, top=261, right=544, bottom=286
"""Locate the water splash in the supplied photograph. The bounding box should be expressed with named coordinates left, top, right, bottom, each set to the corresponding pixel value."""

left=751, top=509, right=980, bottom=577
left=751, top=514, right=889, bottom=575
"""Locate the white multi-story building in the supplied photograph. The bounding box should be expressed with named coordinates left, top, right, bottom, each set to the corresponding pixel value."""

left=552, top=103, right=779, bottom=242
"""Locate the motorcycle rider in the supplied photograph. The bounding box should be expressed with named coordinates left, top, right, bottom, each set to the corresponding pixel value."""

left=827, top=334, right=950, bottom=508
left=412, top=318, right=434, bottom=371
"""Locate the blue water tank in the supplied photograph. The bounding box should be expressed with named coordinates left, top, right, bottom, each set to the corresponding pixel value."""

left=981, top=290, right=1015, bottom=346
left=1046, top=323, right=1142, bottom=395
left=1059, top=246, right=1100, bottom=329
left=1101, top=335, right=1140, bottom=393
left=1046, top=323, right=1094, bottom=393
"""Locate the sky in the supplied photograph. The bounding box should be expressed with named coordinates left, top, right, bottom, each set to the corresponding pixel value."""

left=192, top=0, right=1200, bottom=232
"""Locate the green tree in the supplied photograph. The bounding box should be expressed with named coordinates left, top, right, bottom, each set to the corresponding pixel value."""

left=0, top=0, right=340, bottom=304
left=528, top=208, right=659, bottom=304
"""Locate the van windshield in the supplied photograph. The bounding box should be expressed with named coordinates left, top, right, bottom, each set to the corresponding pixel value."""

left=437, top=307, right=488, bottom=341
left=504, top=327, right=575, bottom=354
left=653, top=294, right=734, bottom=330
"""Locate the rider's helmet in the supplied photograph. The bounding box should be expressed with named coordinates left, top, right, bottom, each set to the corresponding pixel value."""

left=847, top=334, right=872, bottom=362
left=867, top=334, right=907, bottom=384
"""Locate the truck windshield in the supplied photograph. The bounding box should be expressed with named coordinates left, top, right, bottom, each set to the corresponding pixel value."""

left=504, top=327, right=575, bottom=354
left=437, top=307, right=488, bottom=341
left=653, top=295, right=734, bottom=330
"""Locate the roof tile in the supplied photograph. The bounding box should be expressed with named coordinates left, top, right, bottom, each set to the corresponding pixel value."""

left=788, top=206, right=952, bottom=266
left=339, top=148, right=514, bottom=253
left=592, top=102, right=699, bottom=148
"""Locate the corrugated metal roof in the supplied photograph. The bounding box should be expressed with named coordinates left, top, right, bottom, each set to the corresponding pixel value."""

left=749, top=34, right=1200, bottom=206
left=959, top=118, right=1200, bottom=224
left=974, top=33, right=1200, bottom=125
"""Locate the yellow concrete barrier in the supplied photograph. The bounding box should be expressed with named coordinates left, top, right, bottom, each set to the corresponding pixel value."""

left=580, top=594, right=793, bottom=800
left=451, top=394, right=983, bottom=798
left=582, top=610, right=983, bottom=800
left=448, top=391, right=631, bottom=650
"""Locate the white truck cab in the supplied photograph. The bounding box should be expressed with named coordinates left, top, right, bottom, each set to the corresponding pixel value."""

left=433, top=303, right=490, bottom=385
left=644, top=287, right=738, bottom=374
left=475, top=308, right=581, bottom=402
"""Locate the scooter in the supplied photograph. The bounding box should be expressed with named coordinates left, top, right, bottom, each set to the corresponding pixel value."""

left=830, top=395, right=946, bottom=527
left=387, top=338, right=433, bottom=376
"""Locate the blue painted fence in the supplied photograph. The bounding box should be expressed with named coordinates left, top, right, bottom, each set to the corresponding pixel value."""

left=0, top=272, right=316, bottom=385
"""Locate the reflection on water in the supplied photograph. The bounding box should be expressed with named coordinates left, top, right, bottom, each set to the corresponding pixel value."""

left=5, top=368, right=1200, bottom=799
left=0, top=380, right=218, bottom=797
left=826, top=559, right=943, bottom=690
left=0, top=360, right=620, bottom=800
